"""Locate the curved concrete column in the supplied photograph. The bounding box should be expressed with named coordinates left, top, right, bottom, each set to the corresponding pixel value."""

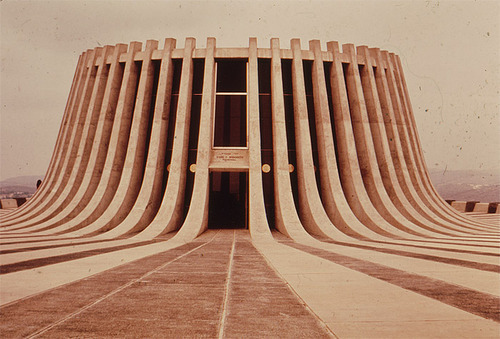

left=309, top=40, right=398, bottom=241
left=0, top=51, right=94, bottom=226
left=289, top=39, right=355, bottom=241
left=268, top=38, right=313, bottom=241
left=342, top=44, right=444, bottom=238
left=391, top=54, right=494, bottom=230
left=1, top=50, right=102, bottom=230
left=133, top=38, right=196, bottom=239
left=1, top=54, right=87, bottom=221
left=88, top=38, right=177, bottom=239
left=171, top=37, right=216, bottom=243
left=41, top=40, right=160, bottom=236
left=4, top=42, right=142, bottom=234
left=368, top=48, right=490, bottom=235
left=247, top=38, right=274, bottom=242
left=11, top=43, right=127, bottom=237
left=384, top=52, right=495, bottom=231
left=356, top=46, right=477, bottom=237
left=326, top=41, right=416, bottom=239
left=6, top=47, right=117, bottom=234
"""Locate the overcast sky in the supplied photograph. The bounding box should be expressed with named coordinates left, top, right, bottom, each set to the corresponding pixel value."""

left=1, top=0, right=498, bottom=181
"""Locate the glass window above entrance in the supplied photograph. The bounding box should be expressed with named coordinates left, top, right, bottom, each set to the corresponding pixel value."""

left=216, top=60, right=247, bottom=93
left=214, top=59, right=248, bottom=148
left=214, top=95, right=246, bottom=147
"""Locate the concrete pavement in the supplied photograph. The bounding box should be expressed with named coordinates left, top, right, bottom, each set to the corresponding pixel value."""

left=1, top=223, right=499, bottom=338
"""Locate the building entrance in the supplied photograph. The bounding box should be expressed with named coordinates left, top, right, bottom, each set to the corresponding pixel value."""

left=208, top=171, right=248, bottom=229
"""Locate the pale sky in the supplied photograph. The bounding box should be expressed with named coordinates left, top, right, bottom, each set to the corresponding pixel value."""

left=1, top=0, right=499, bottom=181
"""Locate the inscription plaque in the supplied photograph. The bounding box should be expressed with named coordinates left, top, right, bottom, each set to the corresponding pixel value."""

left=210, top=149, right=249, bottom=171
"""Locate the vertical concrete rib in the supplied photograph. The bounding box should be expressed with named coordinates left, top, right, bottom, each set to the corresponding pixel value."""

left=368, top=48, right=487, bottom=234
left=269, top=38, right=311, bottom=240
left=134, top=38, right=196, bottom=239
left=386, top=53, right=454, bottom=218
left=35, top=43, right=128, bottom=233
left=309, top=40, right=387, bottom=240
left=290, top=39, right=354, bottom=241
left=384, top=52, right=491, bottom=230
left=1, top=52, right=93, bottom=225
left=45, top=40, right=160, bottom=235
left=6, top=47, right=116, bottom=233
left=93, top=38, right=177, bottom=239
left=343, top=44, right=442, bottom=237
left=55, top=42, right=143, bottom=230
left=9, top=42, right=143, bottom=234
left=173, top=37, right=216, bottom=242
left=390, top=54, right=489, bottom=228
left=355, top=46, right=472, bottom=237
left=1, top=49, right=101, bottom=230
left=326, top=41, right=417, bottom=239
left=248, top=38, right=274, bottom=241
left=3, top=54, right=86, bottom=220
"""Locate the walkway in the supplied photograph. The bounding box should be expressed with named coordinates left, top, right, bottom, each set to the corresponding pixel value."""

left=0, top=230, right=331, bottom=338
left=1, top=223, right=499, bottom=338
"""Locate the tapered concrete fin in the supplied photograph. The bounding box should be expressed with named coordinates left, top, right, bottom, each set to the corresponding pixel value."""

left=7, top=53, right=87, bottom=220
left=33, top=40, right=158, bottom=234
left=343, top=44, right=434, bottom=237
left=5, top=42, right=143, bottom=234
left=57, top=41, right=144, bottom=230
left=385, top=51, right=445, bottom=213
left=391, top=54, right=491, bottom=228
left=384, top=52, right=492, bottom=230
left=17, top=46, right=116, bottom=234
left=1, top=52, right=93, bottom=225
left=368, top=47, right=485, bottom=235
left=173, top=37, right=216, bottom=242
left=3, top=44, right=129, bottom=235
left=326, top=42, right=416, bottom=239
left=48, top=49, right=102, bottom=207
left=354, top=46, right=468, bottom=237
left=269, top=38, right=313, bottom=241
left=310, top=40, right=391, bottom=241
left=248, top=37, right=274, bottom=241
left=1, top=50, right=102, bottom=231
left=38, top=46, right=118, bottom=229
left=41, top=40, right=161, bottom=236
left=91, top=38, right=177, bottom=239
left=133, top=37, right=196, bottom=239
left=290, top=39, right=354, bottom=241
left=41, top=44, right=130, bottom=233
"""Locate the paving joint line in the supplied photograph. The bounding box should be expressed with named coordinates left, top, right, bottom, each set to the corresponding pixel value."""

left=283, top=241, right=500, bottom=322
left=253, top=237, right=338, bottom=338
left=25, top=231, right=220, bottom=338
left=315, top=238, right=500, bottom=272
left=217, top=230, right=236, bottom=339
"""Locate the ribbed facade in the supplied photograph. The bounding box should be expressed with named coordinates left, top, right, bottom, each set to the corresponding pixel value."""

left=1, top=37, right=497, bottom=240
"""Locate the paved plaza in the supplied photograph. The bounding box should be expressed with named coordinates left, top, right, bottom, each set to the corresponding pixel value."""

left=1, top=214, right=499, bottom=338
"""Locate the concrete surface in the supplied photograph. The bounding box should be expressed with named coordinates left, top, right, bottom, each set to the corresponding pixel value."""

left=1, top=225, right=499, bottom=338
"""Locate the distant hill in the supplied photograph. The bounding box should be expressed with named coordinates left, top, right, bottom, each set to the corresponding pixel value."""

left=428, top=169, right=500, bottom=203
left=1, top=170, right=498, bottom=202
left=0, top=175, right=43, bottom=199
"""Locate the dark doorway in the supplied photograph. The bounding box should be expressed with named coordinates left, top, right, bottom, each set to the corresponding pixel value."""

left=208, top=171, right=247, bottom=229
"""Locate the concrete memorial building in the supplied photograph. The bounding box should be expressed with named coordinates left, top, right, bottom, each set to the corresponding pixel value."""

left=0, top=38, right=499, bottom=337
